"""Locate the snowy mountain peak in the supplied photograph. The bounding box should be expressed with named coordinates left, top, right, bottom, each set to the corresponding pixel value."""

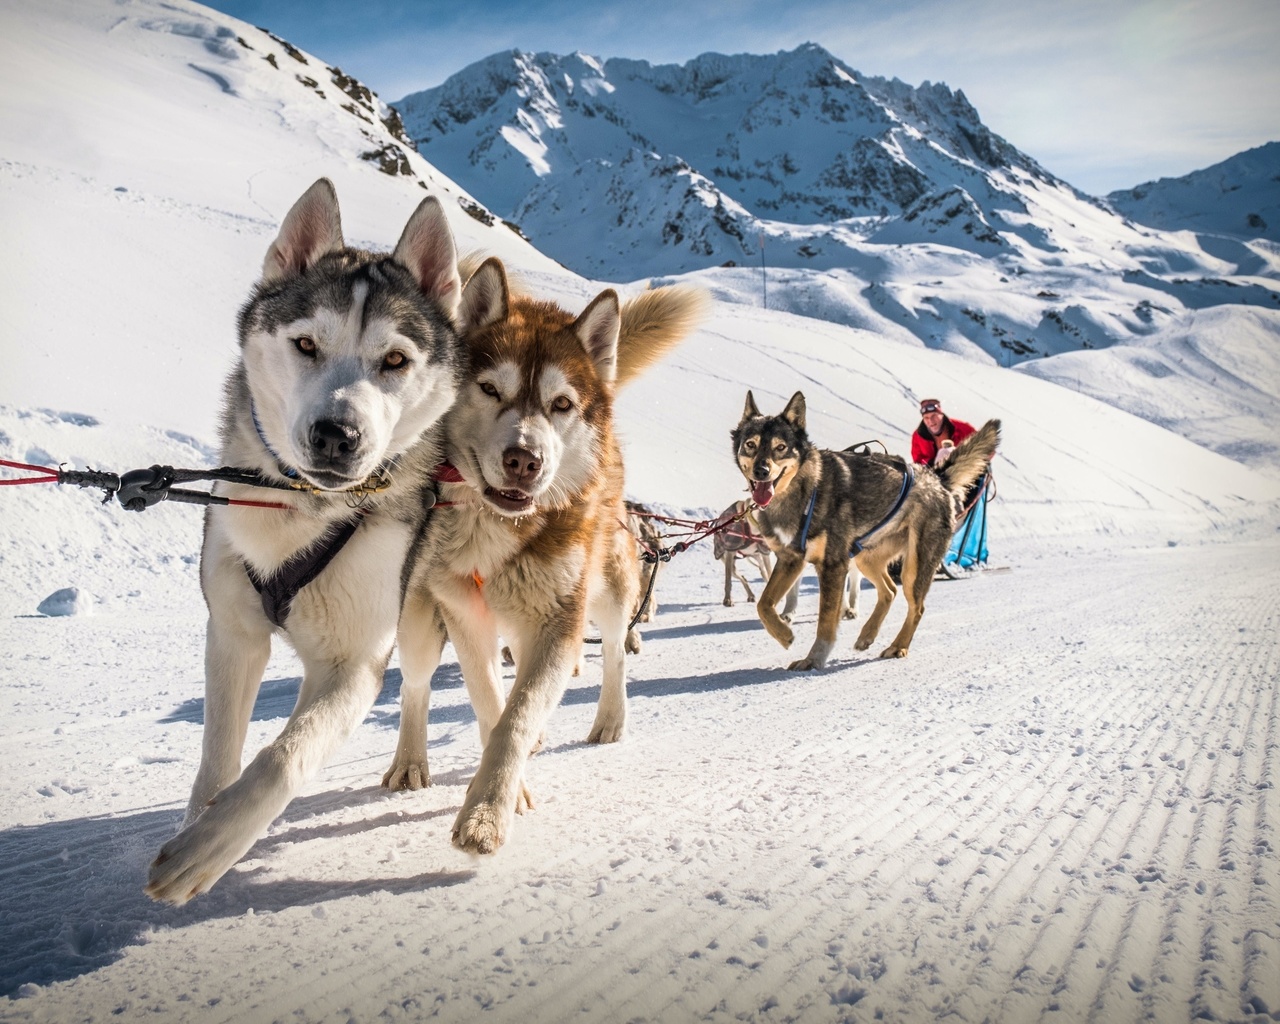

left=1106, top=141, right=1280, bottom=242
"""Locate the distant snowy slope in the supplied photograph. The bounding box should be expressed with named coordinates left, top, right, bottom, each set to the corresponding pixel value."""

left=1107, top=142, right=1280, bottom=243
left=1016, top=306, right=1280, bottom=472
left=0, top=0, right=565, bottom=441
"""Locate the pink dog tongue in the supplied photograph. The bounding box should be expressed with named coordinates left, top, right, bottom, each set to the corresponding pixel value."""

left=752, top=479, right=775, bottom=507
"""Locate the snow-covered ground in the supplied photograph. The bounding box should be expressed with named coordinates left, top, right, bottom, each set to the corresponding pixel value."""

left=1, top=0, right=1278, bottom=1020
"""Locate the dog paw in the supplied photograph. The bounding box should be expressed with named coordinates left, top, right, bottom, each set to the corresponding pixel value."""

left=515, top=779, right=535, bottom=815
left=382, top=759, right=430, bottom=791
left=452, top=801, right=508, bottom=855
left=879, top=645, right=909, bottom=659
left=625, top=629, right=641, bottom=655
left=145, top=804, right=254, bottom=905
left=586, top=715, right=625, bottom=744
left=722, top=598, right=734, bottom=608
left=842, top=608, right=859, bottom=620
left=529, top=731, right=546, bottom=756
left=787, top=657, right=822, bottom=671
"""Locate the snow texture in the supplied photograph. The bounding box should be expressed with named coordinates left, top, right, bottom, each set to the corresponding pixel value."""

left=1, top=1, right=1278, bottom=1021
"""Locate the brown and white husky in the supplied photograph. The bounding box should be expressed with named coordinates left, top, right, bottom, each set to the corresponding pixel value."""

left=383, top=259, right=706, bottom=854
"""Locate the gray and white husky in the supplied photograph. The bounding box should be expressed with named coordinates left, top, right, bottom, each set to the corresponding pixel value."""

left=146, top=179, right=465, bottom=904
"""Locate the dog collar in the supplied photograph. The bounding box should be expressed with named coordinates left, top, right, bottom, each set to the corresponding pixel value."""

left=249, top=401, right=401, bottom=496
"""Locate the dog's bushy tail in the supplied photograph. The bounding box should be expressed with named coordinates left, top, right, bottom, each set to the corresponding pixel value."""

left=615, top=286, right=710, bottom=388
left=938, top=419, right=1000, bottom=498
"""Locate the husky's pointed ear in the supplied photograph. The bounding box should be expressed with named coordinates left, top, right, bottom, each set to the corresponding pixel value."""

left=742, top=390, right=760, bottom=422
left=781, top=391, right=806, bottom=429
left=261, top=179, right=344, bottom=283
left=572, top=289, right=621, bottom=382
left=392, top=196, right=462, bottom=322
left=457, top=257, right=508, bottom=335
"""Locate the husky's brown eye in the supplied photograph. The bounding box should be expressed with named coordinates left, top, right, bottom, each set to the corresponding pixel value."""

left=772, top=442, right=787, bottom=455
left=382, top=350, right=408, bottom=370
left=293, top=336, right=316, bottom=356
left=479, top=381, right=500, bottom=399
left=742, top=440, right=757, bottom=453
left=550, top=395, right=573, bottom=413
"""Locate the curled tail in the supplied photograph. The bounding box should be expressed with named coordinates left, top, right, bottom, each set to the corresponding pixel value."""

left=938, top=419, right=1000, bottom=499
left=615, top=286, right=710, bottom=388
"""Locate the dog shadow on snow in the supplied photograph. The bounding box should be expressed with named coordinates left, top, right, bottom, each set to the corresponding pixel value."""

left=0, top=664, right=479, bottom=999
left=1, top=634, right=802, bottom=997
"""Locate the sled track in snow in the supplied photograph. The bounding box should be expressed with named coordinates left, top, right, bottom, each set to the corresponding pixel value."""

left=1, top=542, right=1276, bottom=1022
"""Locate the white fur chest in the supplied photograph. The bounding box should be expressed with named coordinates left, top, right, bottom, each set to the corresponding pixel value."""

left=432, top=499, right=529, bottom=580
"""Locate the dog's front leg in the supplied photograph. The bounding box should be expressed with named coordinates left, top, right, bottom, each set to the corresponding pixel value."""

left=722, top=553, right=736, bottom=607
left=383, top=591, right=447, bottom=791
left=147, top=652, right=387, bottom=904
left=453, top=623, right=579, bottom=854
left=757, top=549, right=805, bottom=649
left=182, top=538, right=274, bottom=826
left=789, top=555, right=848, bottom=671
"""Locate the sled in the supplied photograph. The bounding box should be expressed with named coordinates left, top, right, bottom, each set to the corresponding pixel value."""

left=937, top=472, right=997, bottom=580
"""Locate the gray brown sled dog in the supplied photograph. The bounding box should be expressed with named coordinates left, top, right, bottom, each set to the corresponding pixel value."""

left=383, top=260, right=707, bottom=854
left=732, top=390, right=999, bottom=668
left=147, top=179, right=466, bottom=903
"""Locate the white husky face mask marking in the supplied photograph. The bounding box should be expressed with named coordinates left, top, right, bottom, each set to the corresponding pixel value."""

left=241, top=180, right=463, bottom=490
left=245, top=283, right=457, bottom=489
left=451, top=360, right=598, bottom=517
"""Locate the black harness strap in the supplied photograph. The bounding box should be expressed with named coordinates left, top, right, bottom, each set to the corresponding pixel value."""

left=850, top=464, right=915, bottom=556
left=246, top=511, right=367, bottom=628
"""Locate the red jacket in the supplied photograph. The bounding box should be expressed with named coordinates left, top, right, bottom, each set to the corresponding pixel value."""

left=912, top=416, right=975, bottom=465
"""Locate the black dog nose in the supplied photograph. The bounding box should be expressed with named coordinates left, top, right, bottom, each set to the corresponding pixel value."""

left=502, top=446, right=541, bottom=487
left=309, top=419, right=361, bottom=461
left=752, top=463, right=773, bottom=481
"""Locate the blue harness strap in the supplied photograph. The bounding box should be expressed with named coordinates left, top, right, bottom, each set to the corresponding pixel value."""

left=793, top=486, right=819, bottom=552
left=246, top=511, right=367, bottom=628
left=850, top=463, right=915, bottom=556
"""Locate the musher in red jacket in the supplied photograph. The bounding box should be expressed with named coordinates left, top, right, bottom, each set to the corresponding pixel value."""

left=911, top=397, right=975, bottom=469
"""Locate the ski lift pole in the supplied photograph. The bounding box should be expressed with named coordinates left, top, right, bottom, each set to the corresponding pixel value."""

left=759, top=231, right=767, bottom=310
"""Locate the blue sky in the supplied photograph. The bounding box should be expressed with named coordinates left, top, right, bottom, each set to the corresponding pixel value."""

left=201, top=0, right=1279, bottom=196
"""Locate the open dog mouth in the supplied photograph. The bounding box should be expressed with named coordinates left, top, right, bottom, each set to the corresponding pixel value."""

left=751, top=474, right=780, bottom=507
left=482, top=486, right=536, bottom=515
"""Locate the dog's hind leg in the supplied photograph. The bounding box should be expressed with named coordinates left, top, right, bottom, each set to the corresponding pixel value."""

left=788, top=555, right=848, bottom=671
left=589, top=535, right=637, bottom=743
left=737, top=558, right=757, bottom=603
left=879, top=533, right=943, bottom=659
left=587, top=599, right=629, bottom=744
left=852, top=551, right=897, bottom=652
left=722, top=553, right=737, bottom=606
left=842, top=562, right=862, bottom=619
left=383, top=592, right=446, bottom=791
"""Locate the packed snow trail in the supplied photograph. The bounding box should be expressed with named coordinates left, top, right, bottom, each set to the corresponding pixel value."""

left=1, top=536, right=1276, bottom=1023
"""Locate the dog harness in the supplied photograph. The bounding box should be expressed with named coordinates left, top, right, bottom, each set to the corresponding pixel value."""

left=246, top=511, right=368, bottom=628
left=791, top=462, right=916, bottom=556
